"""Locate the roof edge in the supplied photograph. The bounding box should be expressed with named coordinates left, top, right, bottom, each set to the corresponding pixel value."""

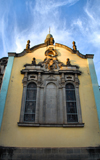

left=55, top=43, right=94, bottom=59
left=8, top=43, right=47, bottom=57
left=8, top=42, right=94, bottom=59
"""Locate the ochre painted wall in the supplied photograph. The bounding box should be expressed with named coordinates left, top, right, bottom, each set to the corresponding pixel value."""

left=0, top=45, right=100, bottom=147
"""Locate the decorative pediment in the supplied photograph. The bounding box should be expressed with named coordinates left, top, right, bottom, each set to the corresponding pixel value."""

left=8, top=38, right=94, bottom=59
left=21, top=46, right=82, bottom=75
left=38, top=47, right=63, bottom=70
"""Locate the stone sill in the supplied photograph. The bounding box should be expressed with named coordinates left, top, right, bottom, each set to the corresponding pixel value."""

left=18, top=122, right=84, bottom=127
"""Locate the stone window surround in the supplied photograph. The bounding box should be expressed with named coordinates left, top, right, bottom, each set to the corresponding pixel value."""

left=18, top=72, right=84, bottom=128
left=65, top=81, right=82, bottom=124
left=24, top=82, right=37, bottom=122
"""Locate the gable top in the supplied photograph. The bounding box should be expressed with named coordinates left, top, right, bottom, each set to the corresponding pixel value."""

left=8, top=34, right=94, bottom=59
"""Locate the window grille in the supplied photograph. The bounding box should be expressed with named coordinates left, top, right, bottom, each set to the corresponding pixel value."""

left=66, top=83, right=78, bottom=122
left=24, top=83, right=37, bottom=122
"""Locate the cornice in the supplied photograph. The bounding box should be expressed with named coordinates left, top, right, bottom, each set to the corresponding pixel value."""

left=8, top=43, right=47, bottom=57
left=8, top=42, right=94, bottom=59
left=0, top=57, right=8, bottom=60
left=55, top=43, right=94, bottom=59
left=8, top=52, right=16, bottom=57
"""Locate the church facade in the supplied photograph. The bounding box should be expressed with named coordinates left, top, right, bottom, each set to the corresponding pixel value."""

left=0, top=34, right=100, bottom=160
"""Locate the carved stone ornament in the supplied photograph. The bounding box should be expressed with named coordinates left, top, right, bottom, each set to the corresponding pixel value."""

left=26, top=40, right=30, bottom=49
left=21, top=46, right=81, bottom=75
left=72, top=41, right=77, bottom=51
left=38, top=47, right=63, bottom=70
left=66, top=58, right=71, bottom=66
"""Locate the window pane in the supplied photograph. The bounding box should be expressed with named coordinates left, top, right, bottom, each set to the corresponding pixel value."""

left=67, top=102, right=77, bottom=113
left=66, top=90, right=75, bottom=100
left=66, top=83, right=78, bottom=123
left=67, top=114, right=78, bottom=122
left=25, top=101, right=36, bottom=113
left=24, top=82, right=37, bottom=122
left=24, top=114, right=35, bottom=121
left=26, top=89, right=37, bottom=100
left=27, top=83, right=37, bottom=88
left=66, top=83, right=74, bottom=89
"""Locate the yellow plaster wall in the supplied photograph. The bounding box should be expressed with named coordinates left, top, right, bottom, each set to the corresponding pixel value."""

left=0, top=45, right=100, bottom=148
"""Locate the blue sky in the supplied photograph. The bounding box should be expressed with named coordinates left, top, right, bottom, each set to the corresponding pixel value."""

left=0, top=0, right=100, bottom=84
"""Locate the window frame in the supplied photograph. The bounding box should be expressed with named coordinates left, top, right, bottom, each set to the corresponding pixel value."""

left=65, top=81, right=82, bottom=124
left=65, top=83, right=78, bottom=123
left=24, top=82, right=37, bottom=122
left=18, top=73, right=84, bottom=127
left=19, top=80, right=38, bottom=123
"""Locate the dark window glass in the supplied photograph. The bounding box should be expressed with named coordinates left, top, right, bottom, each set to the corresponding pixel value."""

left=24, top=82, right=37, bottom=122
left=67, top=115, right=78, bottom=122
left=66, top=83, right=78, bottom=122
left=26, top=89, right=37, bottom=100
left=66, top=83, right=74, bottom=89
left=24, top=114, right=35, bottom=121
left=27, top=83, right=37, bottom=88
left=66, top=90, right=75, bottom=100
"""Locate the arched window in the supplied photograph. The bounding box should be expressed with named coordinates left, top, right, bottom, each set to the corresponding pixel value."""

left=24, top=82, right=37, bottom=122
left=66, top=83, right=78, bottom=122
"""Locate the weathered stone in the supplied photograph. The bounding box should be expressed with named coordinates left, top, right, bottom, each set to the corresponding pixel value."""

left=67, top=148, right=73, bottom=153
left=52, top=148, right=58, bottom=153
left=44, top=148, right=51, bottom=154
left=0, top=146, right=100, bottom=160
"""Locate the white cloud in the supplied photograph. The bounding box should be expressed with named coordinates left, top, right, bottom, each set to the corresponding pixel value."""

left=0, top=0, right=79, bottom=57
left=11, top=0, right=77, bottom=53
left=0, top=0, right=100, bottom=84
left=28, top=0, right=79, bottom=15
left=84, top=1, right=100, bottom=46
left=0, top=16, right=7, bottom=54
left=72, top=19, right=84, bottom=33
